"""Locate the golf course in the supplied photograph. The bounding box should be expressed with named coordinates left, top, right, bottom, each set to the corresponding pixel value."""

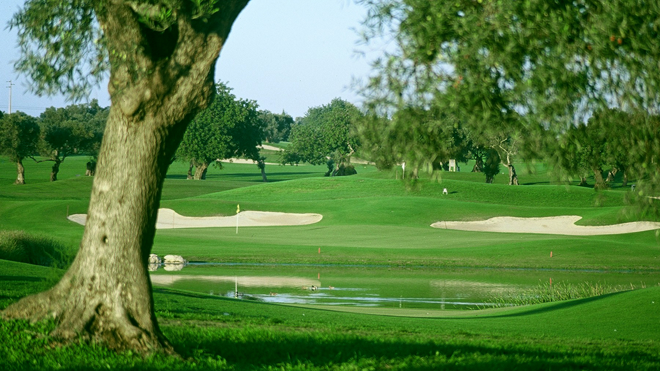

left=1, top=154, right=659, bottom=370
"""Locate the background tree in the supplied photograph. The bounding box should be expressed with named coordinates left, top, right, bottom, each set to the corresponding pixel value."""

left=358, top=0, right=660, bottom=203
left=178, top=82, right=264, bottom=180
left=260, top=109, right=294, bottom=143
left=1, top=0, right=249, bottom=353
left=38, top=100, right=108, bottom=181
left=283, top=98, right=362, bottom=176
left=0, top=112, right=40, bottom=184
left=359, top=106, right=468, bottom=178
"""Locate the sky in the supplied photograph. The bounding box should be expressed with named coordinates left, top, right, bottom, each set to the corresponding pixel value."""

left=0, top=0, right=381, bottom=118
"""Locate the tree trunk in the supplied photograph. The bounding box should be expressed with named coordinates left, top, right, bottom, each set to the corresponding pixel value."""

left=472, top=157, right=483, bottom=172
left=15, top=158, right=26, bottom=185
left=508, top=164, right=519, bottom=185
left=193, top=162, right=209, bottom=180
left=3, top=107, right=185, bottom=352
left=187, top=161, right=194, bottom=180
left=86, top=161, right=96, bottom=176
left=606, top=168, right=617, bottom=183
left=486, top=174, right=494, bottom=183
left=1, top=1, right=249, bottom=353
left=579, top=176, right=588, bottom=186
left=257, top=159, right=268, bottom=182
left=593, top=168, right=607, bottom=190
left=622, top=171, right=628, bottom=187
left=50, top=158, right=61, bottom=182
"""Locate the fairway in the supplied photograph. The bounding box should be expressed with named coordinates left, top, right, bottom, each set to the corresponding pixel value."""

left=2, top=155, right=660, bottom=370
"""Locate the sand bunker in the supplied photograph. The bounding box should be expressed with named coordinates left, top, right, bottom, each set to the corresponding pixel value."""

left=431, top=215, right=660, bottom=236
left=68, top=208, right=322, bottom=229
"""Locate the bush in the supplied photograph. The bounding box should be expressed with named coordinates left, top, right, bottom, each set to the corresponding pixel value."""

left=0, top=230, right=73, bottom=268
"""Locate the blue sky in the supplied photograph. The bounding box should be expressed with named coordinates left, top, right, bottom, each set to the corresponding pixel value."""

left=0, top=0, right=378, bottom=118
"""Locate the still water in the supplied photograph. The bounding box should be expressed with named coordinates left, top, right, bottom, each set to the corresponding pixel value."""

left=149, top=263, right=660, bottom=310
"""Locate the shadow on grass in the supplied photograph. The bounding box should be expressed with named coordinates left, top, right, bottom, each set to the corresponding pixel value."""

left=153, top=288, right=655, bottom=370
left=165, top=321, right=650, bottom=371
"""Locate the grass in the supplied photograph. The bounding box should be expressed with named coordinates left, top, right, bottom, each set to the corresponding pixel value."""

left=1, top=154, right=660, bottom=369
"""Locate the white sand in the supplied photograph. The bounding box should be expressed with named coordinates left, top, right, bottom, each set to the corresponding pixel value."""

left=68, top=208, right=322, bottom=229
left=431, top=215, right=660, bottom=236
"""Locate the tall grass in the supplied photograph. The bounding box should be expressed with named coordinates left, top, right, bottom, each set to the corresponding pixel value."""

left=488, top=280, right=650, bottom=307
left=0, top=230, right=73, bottom=269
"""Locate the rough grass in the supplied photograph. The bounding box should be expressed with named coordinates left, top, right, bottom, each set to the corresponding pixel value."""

left=0, top=230, right=73, bottom=269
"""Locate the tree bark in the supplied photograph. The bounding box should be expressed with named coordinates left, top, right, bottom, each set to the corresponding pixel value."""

left=606, top=168, right=617, bottom=183
left=186, top=161, right=194, bottom=180
left=622, top=171, right=628, bottom=187
left=1, top=0, right=249, bottom=353
left=507, top=164, right=519, bottom=185
left=15, top=158, right=26, bottom=185
left=579, top=176, right=588, bottom=186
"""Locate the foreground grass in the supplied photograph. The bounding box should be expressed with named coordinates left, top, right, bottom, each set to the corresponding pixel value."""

left=1, top=260, right=659, bottom=370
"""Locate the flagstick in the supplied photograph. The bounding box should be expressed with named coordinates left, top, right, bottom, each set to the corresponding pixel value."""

left=236, top=204, right=240, bottom=234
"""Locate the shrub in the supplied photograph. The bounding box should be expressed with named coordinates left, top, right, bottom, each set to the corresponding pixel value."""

left=0, top=230, right=73, bottom=268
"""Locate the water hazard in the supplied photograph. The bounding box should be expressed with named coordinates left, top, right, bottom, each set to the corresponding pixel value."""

left=149, top=263, right=660, bottom=310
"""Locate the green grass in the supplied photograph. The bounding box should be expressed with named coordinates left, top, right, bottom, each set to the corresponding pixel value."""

left=1, top=260, right=659, bottom=370
left=1, top=154, right=660, bottom=370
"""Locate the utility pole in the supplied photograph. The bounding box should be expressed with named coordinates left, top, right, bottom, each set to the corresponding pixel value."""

left=7, top=80, right=14, bottom=114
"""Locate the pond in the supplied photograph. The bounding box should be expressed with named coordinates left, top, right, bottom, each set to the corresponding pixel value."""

left=149, top=263, right=660, bottom=310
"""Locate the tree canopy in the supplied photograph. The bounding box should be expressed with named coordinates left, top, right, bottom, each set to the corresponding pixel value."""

left=177, top=82, right=265, bottom=179
left=38, top=100, right=108, bottom=181
left=283, top=98, right=362, bottom=175
left=0, top=112, right=40, bottom=184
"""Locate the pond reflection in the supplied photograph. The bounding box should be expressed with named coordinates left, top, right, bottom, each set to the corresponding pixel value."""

left=149, top=264, right=660, bottom=310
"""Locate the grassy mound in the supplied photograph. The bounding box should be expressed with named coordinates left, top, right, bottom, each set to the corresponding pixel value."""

left=0, top=231, right=73, bottom=268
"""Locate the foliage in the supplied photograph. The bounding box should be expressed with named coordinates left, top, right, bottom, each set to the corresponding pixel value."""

left=357, top=0, right=660, bottom=198
left=177, top=82, right=264, bottom=179
left=359, top=106, right=469, bottom=174
left=283, top=99, right=362, bottom=170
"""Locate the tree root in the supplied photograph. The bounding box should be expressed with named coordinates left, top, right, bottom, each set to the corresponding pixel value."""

left=1, top=286, right=174, bottom=355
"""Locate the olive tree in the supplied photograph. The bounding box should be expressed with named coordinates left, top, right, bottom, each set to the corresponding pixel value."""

left=1, top=0, right=249, bottom=353
left=178, top=82, right=264, bottom=180
left=0, top=112, right=40, bottom=184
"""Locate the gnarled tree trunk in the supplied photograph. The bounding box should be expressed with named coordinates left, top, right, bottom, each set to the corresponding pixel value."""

left=593, top=168, right=607, bottom=190
left=50, top=157, right=61, bottom=182
left=507, top=164, right=519, bottom=185
left=193, top=162, right=209, bottom=180
left=2, top=0, right=249, bottom=353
